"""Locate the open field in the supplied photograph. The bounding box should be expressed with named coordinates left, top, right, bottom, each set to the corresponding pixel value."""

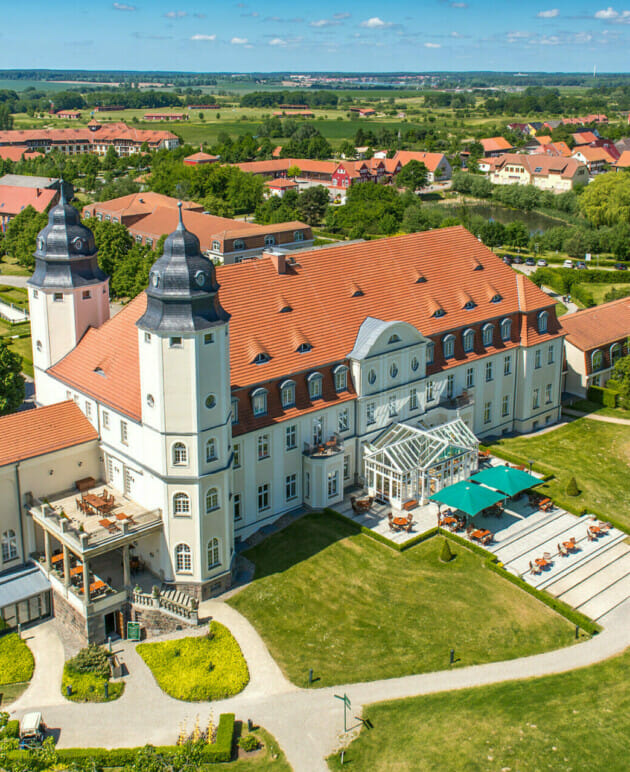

left=327, top=646, right=630, bottom=771
left=229, top=512, right=577, bottom=688
left=486, top=418, right=630, bottom=530
left=583, top=283, right=630, bottom=305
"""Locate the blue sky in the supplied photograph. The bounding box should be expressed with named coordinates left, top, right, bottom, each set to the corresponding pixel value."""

left=2, top=1, right=630, bottom=73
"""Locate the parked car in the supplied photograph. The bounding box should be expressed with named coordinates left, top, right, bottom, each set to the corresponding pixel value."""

left=512, top=255, right=523, bottom=264
left=502, top=255, right=513, bottom=265
left=563, top=259, right=574, bottom=268
left=19, top=712, right=46, bottom=750
left=525, top=257, right=536, bottom=266
left=576, top=261, right=587, bottom=269
left=614, top=263, right=628, bottom=271
left=537, top=258, right=547, bottom=266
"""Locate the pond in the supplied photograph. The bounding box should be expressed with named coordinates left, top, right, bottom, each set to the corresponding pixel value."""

left=439, top=202, right=566, bottom=235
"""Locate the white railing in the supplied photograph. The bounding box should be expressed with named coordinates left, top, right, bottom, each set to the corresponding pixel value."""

left=131, top=589, right=198, bottom=624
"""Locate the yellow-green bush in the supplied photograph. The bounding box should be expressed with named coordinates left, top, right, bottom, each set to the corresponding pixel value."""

left=136, top=622, right=249, bottom=701
left=0, top=633, right=34, bottom=685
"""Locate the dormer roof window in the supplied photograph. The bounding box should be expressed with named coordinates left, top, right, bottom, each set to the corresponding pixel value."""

left=253, top=352, right=270, bottom=364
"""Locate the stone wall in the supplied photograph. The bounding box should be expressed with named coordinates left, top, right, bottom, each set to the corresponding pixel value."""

left=52, top=591, right=88, bottom=646
left=172, top=568, right=232, bottom=601
left=131, top=605, right=197, bottom=638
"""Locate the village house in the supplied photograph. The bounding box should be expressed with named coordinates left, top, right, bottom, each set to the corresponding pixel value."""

left=488, top=153, right=589, bottom=191
left=561, top=298, right=630, bottom=397
left=480, top=137, right=514, bottom=157
left=183, top=151, right=220, bottom=166
left=570, top=146, right=615, bottom=174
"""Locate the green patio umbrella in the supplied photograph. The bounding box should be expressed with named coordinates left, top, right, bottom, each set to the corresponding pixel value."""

left=469, top=466, right=541, bottom=497
left=429, top=480, right=505, bottom=516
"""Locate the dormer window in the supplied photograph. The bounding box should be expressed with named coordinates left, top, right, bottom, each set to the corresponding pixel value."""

left=264, top=235, right=275, bottom=247
left=251, top=388, right=268, bottom=417
left=462, top=328, right=475, bottom=353
left=491, top=294, right=502, bottom=303
left=308, top=372, right=323, bottom=400
left=538, top=311, right=549, bottom=333
left=234, top=239, right=245, bottom=250
left=334, top=365, right=348, bottom=392
left=482, top=324, right=494, bottom=347
left=388, top=334, right=401, bottom=344
left=433, top=308, right=446, bottom=318
left=253, top=352, right=270, bottom=364
left=442, top=334, right=455, bottom=359
left=463, top=301, right=475, bottom=310
left=280, top=380, right=296, bottom=409
left=501, top=318, right=512, bottom=341
left=352, top=288, right=364, bottom=297
left=294, top=230, right=304, bottom=241
left=297, top=342, right=312, bottom=353
left=212, top=240, right=220, bottom=251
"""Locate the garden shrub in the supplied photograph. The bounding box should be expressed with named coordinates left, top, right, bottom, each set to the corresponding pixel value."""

left=0, top=720, right=18, bottom=739
left=566, top=476, right=580, bottom=497
left=0, top=633, right=35, bottom=684
left=136, top=624, right=249, bottom=701
left=0, top=712, right=7, bottom=729
left=65, top=643, right=110, bottom=679
left=238, top=733, right=260, bottom=752
left=570, top=283, right=595, bottom=308
left=62, top=644, right=122, bottom=703
left=0, top=617, right=7, bottom=632
left=587, top=385, right=618, bottom=408
left=439, top=539, right=454, bottom=563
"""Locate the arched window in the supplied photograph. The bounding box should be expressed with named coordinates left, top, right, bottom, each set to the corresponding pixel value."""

left=308, top=372, right=323, bottom=400
left=591, top=350, right=604, bottom=372
left=610, top=342, right=623, bottom=365
left=482, top=324, right=494, bottom=347
left=251, top=388, right=268, bottom=417
left=264, top=235, right=275, bottom=247
left=388, top=334, right=401, bottom=344
left=206, top=488, right=219, bottom=513
left=538, top=311, right=548, bottom=334
left=462, top=328, right=475, bottom=353
left=172, top=442, right=187, bottom=465
left=175, top=543, right=192, bottom=573
left=1, top=530, right=17, bottom=562
left=389, top=362, right=399, bottom=379
left=173, top=493, right=190, bottom=516
left=280, top=380, right=296, bottom=408
left=500, top=318, right=512, bottom=342
left=442, top=334, right=455, bottom=359
left=207, top=538, right=220, bottom=569
left=253, top=352, right=270, bottom=364
left=205, top=438, right=217, bottom=462
left=334, top=365, right=348, bottom=392
left=426, top=341, right=435, bottom=364
left=367, top=369, right=377, bottom=385
left=411, top=356, right=419, bottom=372
left=234, top=239, right=245, bottom=250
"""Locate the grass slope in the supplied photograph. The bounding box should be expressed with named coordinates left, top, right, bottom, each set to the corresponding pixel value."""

left=137, top=622, right=249, bottom=701
left=487, top=418, right=630, bottom=530
left=229, top=513, right=576, bottom=688
left=327, top=648, right=630, bottom=771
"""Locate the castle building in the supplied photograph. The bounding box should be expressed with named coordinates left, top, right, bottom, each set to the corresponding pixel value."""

left=0, top=201, right=565, bottom=642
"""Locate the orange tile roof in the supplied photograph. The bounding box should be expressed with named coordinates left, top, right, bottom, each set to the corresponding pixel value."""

left=572, top=131, right=598, bottom=145
left=211, top=221, right=310, bottom=244
left=0, top=401, right=98, bottom=468
left=535, top=135, right=553, bottom=146
left=0, top=184, right=57, bottom=216
left=82, top=192, right=202, bottom=219
left=264, top=178, right=298, bottom=188
left=183, top=151, right=220, bottom=163
left=559, top=297, right=630, bottom=351
left=492, top=153, right=586, bottom=179
left=480, top=137, right=514, bottom=153
left=0, top=146, right=43, bottom=162
left=614, top=150, right=630, bottom=169
left=572, top=146, right=614, bottom=164
left=235, top=158, right=338, bottom=176
left=392, top=151, right=447, bottom=173
left=49, top=227, right=560, bottom=420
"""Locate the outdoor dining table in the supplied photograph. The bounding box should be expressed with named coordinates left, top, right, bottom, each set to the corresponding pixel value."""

left=392, top=516, right=410, bottom=528
left=563, top=539, right=577, bottom=550
left=441, top=515, right=457, bottom=525
left=83, top=493, right=109, bottom=515
left=589, top=525, right=602, bottom=535
left=535, top=557, right=550, bottom=568
left=472, top=529, right=491, bottom=540
left=69, top=565, right=83, bottom=577
left=51, top=553, right=64, bottom=565
left=80, top=579, right=106, bottom=595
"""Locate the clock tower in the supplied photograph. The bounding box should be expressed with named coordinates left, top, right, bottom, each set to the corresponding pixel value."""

left=27, top=186, right=109, bottom=399
left=136, top=203, right=233, bottom=598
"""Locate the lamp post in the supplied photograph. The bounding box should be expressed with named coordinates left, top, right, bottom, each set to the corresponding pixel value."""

left=528, top=459, right=534, bottom=474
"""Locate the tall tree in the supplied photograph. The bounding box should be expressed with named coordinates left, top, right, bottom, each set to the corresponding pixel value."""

left=0, top=340, right=25, bottom=415
left=395, top=160, right=429, bottom=192
left=1, top=205, right=48, bottom=269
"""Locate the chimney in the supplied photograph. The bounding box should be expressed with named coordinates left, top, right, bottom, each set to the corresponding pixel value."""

left=36, top=188, right=41, bottom=197
left=267, top=251, right=287, bottom=274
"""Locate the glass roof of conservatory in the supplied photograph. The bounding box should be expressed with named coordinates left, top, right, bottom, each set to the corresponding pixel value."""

left=364, top=419, right=478, bottom=474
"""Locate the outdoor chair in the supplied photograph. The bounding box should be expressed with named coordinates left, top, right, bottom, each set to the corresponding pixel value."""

left=558, top=543, right=568, bottom=557
left=529, top=561, right=541, bottom=575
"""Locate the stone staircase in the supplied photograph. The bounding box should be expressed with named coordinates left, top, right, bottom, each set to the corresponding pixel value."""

left=487, top=512, right=630, bottom=622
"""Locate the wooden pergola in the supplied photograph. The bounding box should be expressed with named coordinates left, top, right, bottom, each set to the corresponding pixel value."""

left=363, top=419, right=479, bottom=508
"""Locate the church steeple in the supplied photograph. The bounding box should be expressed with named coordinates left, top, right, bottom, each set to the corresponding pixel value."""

left=28, top=183, right=107, bottom=290
left=137, top=202, right=229, bottom=334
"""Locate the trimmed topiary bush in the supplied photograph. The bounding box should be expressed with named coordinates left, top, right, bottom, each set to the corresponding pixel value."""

left=439, top=539, right=454, bottom=563
left=566, top=476, right=580, bottom=497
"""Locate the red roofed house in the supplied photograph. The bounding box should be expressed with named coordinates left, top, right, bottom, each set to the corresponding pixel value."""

left=264, top=177, right=299, bottom=197
left=0, top=184, right=58, bottom=231
left=0, top=195, right=566, bottom=641
left=392, top=151, right=452, bottom=182
left=143, top=113, right=188, bottom=122
left=480, top=137, right=515, bottom=157
left=183, top=151, right=220, bottom=166
left=56, top=109, right=82, bottom=120
left=571, top=145, right=615, bottom=174
left=560, top=297, right=630, bottom=396
left=613, top=150, right=630, bottom=171
left=488, top=153, right=589, bottom=191
left=572, top=131, right=599, bottom=146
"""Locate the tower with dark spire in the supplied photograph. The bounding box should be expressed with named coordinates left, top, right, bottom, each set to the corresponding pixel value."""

left=136, top=205, right=233, bottom=594
left=27, top=185, right=110, bottom=392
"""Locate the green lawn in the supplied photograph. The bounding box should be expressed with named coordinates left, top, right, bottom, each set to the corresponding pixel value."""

left=0, top=257, right=30, bottom=278
left=0, top=632, right=34, bottom=685
left=61, top=665, right=124, bottom=703
left=486, top=418, right=630, bottom=530
left=228, top=513, right=577, bottom=688
left=137, top=622, right=249, bottom=701
left=327, top=648, right=630, bottom=771
left=584, top=282, right=630, bottom=305
left=566, top=399, right=630, bottom=420
left=555, top=300, right=568, bottom=316
left=5, top=334, right=33, bottom=377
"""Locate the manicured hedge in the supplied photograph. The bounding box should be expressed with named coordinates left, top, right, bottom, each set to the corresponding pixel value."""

left=587, top=385, right=618, bottom=408
left=570, top=283, right=595, bottom=308
left=1, top=713, right=235, bottom=765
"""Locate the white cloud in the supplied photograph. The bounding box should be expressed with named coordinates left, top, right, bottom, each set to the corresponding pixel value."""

left=231, top=37, right=249, bottom=44
left=424, top=42, right=441, bottom=48
left=537, top=8, right=559, bottom=17
left=595, top=7, right=619, bottom=18
left=190, top=34, right=216, bottom=41
left=309, top=19, right=341, bottom=27
left=450, top=2, right=468, bottom=7
left=112, top=2, right=136, bottom=10
left=360, top=17, right=393, bottom=28
left=333, top=12, right=351, bottom=19
left=269, top=37, right=287, bottom=45
left=165, top=10, right=187, bottom=19
left=538, top=34, right=561, bottom=44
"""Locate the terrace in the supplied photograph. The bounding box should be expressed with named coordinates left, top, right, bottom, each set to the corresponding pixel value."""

left=303, top=433, right=344, bottom=458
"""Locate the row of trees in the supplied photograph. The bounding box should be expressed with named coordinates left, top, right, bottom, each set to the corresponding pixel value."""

left=240, top=90, right=339, bottom=108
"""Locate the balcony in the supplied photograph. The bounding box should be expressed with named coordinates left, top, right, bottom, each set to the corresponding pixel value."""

left=439, top=391, right=475, bottom=410
left=27, top=481, right=163, bottom=558
left=303, top=434, right=345, bottom=458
